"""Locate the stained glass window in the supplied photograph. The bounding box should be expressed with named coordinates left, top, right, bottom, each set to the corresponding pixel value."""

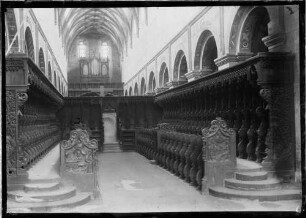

left=101, top=42, right=108, bottom=59
left=78, top=41, right=86, bottom=58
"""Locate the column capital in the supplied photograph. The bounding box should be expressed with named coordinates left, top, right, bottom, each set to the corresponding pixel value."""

left=262, top=32, right=286, bottom=52
left=185, top=69, right=212, bottom=82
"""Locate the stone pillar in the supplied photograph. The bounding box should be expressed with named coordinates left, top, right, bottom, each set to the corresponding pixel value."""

left=255, top=52, right=295, bottom=182
left=201, top=117, right=236, bottom=192
left=263, top=6, right=286, bottom=52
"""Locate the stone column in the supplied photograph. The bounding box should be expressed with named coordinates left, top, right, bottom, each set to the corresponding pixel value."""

left=263, top=6, right=286, bottom=52
left=255, top=52, right=295, bottom=182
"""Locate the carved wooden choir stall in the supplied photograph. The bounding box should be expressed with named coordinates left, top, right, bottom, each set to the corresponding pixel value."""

left=6, top=52, right=297, bottom=196
left=135, top=52, right=296, bottom=191
left=6, top=54, right=63, bottom=182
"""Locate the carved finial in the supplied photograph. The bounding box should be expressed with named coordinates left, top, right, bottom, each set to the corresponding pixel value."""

left=202, top=117, right=234, bottom=137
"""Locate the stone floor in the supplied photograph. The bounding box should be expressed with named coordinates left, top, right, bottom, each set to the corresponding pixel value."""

left=50, top=152, right=302, bottom=213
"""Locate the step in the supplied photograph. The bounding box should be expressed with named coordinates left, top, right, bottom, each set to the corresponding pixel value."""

left=209, top=186, right=301, bottom=201
left=224, top=178, right=280, bottom=190
left=24, top=182, right=61, bottom=192
left=8, top=186, right=76, bottom=202
left=103, top=150, right=122, bottom=153
left=8, top=184, right=25, bottom=191
left=236, top=158, right=263, bottom=172
left=27, top=177, right=61, bottom=184
left=103, top=147, right=121, bottom=150
left=235, top=171, right=268, bottom=181
left=103, top=148, right=121, bottom=150
left=7, top=192, right=91, bottom=212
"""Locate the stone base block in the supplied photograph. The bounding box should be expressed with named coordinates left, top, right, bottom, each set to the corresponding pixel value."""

left=61, top=172, right=97, bottom=193
left=202, top=161, right=236, bottom=193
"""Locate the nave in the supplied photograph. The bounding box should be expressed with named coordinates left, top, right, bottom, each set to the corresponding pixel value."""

left=7, top=144, right=301, bottom=213
left=4, top=4, right=303, bottom=214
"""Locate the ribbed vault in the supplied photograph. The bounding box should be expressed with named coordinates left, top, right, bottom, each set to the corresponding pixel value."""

left=57, top=8, right=139, bottom=57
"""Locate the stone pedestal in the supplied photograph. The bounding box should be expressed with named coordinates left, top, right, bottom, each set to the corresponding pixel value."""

left=201, top=118, right=236, bottom=192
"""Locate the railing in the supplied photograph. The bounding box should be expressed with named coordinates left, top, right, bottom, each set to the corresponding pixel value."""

left=136, top=128, right=204, bottom=190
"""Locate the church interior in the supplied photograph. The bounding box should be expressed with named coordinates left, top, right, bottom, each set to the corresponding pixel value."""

left=3, top=2, right=304, bottom=213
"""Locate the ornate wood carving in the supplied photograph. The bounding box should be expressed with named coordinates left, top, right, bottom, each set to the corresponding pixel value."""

left=202, top=117, right=236, bottom=162
left=6, top=87, right=28, bottom=176
left=61, top=129, right=98, bottom=174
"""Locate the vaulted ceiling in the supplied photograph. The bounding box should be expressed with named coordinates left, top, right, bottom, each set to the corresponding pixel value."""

left=57, top=8, right=140, bottom=56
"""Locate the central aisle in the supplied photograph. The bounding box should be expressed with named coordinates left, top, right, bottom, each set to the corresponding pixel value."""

left=54, top=152, right=300, bottom=213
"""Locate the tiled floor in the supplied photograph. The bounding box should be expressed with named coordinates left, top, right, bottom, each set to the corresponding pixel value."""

left=52, top=152, right=302, bottom=213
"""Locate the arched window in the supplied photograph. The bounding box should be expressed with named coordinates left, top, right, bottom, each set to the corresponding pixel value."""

left=129, top=87, right=133, bottom=96
left=173, top=50, right=188, bottom=81
left=48, top=62, right=52, bottom=81
left=58, top=76, right=61, bottom=91
left=25, top=27, right=35, bottom=61
left=239, top=7, right=269, bottom=54
left=140, top=77, right=146, bottom=95
left=148, top=71, right=156, bottom=92
left=194, top=30, right=217, bottom=73
left=39, top=48, right=45, bottom=74
left=100, top=42, right=108, bottom=59
left=125, top=90, right=128, bottom=96
left=5, top=9, right=19, bottom=54
left=78, top=41, right=86, bottom=58
left=163, top=68, right=169, bottom=86
left=54, top=71, right=57, bottom=87
left=159, top=62, right=168, bottom=87
left=134, top=83, right=139, bottom=96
